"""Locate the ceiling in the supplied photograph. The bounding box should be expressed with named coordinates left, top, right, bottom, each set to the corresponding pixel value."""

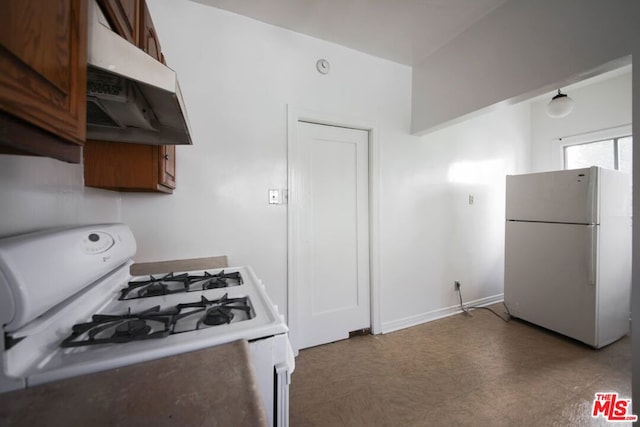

left=190, top=0, right=508, bottom=66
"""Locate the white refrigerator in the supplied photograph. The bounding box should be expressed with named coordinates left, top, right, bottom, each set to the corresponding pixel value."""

left=504, top=166, right=631, bottom=348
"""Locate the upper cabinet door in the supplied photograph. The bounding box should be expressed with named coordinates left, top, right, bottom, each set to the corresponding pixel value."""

left=160, top=144, right=176, bottom=189
left=97, top=0, right=140, bottom=45
left=0, top=0, right=87, bottom=146
left=140, top=1, right=162, bottom=61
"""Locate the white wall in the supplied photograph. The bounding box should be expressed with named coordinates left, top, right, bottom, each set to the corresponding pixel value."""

left=127, top=0, right=416, bottom=321
left=530, top=70, right=632, bottom=172
left=380, top=102, right=530, bottom=331
left=0, top=156, right=120, bottom=237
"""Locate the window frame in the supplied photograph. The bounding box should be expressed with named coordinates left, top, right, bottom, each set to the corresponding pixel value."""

left=559, top=124, right=632, bottom=171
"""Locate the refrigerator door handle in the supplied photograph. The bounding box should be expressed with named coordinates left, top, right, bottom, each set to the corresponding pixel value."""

left=587, top=225, right=597, bottom=286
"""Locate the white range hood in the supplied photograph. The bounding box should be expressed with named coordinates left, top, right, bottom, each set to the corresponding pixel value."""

left=85, top=1, right=193, bottom=145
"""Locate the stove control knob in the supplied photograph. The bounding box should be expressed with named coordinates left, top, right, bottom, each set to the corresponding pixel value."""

left=83, top=231, right=115, bottom=254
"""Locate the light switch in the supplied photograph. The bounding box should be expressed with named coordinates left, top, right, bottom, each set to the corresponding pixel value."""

left=468, top=195, right=474, bottom=205
left=268, top=189, right=288, bottom=205
left=269, top=189, right=281, bottom=204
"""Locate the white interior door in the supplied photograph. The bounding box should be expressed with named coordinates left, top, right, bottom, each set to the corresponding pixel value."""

left=291, top=121, right=370, bottom=350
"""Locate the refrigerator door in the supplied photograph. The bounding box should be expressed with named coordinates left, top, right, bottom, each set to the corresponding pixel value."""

left=596, top=210, right=632, bottom=347
left=504, top=221, right=597, bottom=346
left=506, top=167, right=597, bottom=224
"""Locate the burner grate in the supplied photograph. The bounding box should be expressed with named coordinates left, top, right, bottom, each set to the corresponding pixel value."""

left=61, top=293, right=253, bottom=348
left=119, top=270, right=243, bottom=300
left=61, top=305, right=174, bottom=347
left=172, top=294, right=252, bottom=331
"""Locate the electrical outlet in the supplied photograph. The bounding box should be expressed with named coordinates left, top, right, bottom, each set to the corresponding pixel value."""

left=454, top=281, right=461, bottom=291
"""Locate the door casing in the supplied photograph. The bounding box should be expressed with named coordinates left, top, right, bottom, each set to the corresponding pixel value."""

left=287, top=105, right=381, bottom=354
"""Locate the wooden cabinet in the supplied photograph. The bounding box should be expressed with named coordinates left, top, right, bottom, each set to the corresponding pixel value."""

left=84, top=141, right=175, bottom=193
left=97, top=0, right=139, bottom=45
left=95, top=0, right=158, bottom=57
left=140, top=1, right=162, bottom=62
left=85, top=0, right=177, bottom=193
left=0, top=0, right=87, bottom=163
left=160, top=144, right=176, bottom=188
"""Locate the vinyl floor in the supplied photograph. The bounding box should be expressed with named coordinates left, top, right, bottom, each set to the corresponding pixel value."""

left=289, top=305, right=632, bottom=426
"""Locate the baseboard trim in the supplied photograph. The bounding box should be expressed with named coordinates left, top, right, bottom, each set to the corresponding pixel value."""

left=380, top=293, right=504, bottom=334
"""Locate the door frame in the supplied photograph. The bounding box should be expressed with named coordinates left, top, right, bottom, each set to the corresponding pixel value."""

left=287, top=105, right=381, bottom=353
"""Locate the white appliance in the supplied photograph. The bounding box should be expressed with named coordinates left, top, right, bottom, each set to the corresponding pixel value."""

left=504, top=167, right=631, bottom=348
left=0, top=223, right=293, bottom=426
left=86, top=1, right=192, bottom=145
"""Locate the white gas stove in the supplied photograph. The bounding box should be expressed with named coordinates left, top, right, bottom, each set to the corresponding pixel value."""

left=0, top=223, right=293, bottom=426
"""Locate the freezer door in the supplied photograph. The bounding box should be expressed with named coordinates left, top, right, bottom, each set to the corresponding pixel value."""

left=506, top=167, right=597, bottom=224
left=504, top=221, right=597, bottom=346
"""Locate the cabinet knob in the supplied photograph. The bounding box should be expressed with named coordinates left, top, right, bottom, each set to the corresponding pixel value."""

left=164, top=154, right=169, bottom=160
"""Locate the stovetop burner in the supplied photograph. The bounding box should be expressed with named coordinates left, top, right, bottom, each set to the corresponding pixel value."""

left=114, top=319, right=152, bottom=338
left=202, top=307, right=234, bottom=326
left=119, top=270, right=243, bottom=300
left=61, top=293, right=253, bottom=348
left=172, top=294, right=251, bottom=331
left=61, top=305, right=173, bottom=347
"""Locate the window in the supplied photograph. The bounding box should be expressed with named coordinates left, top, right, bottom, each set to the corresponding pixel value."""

left=563, top=135, right=632, bottom=173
